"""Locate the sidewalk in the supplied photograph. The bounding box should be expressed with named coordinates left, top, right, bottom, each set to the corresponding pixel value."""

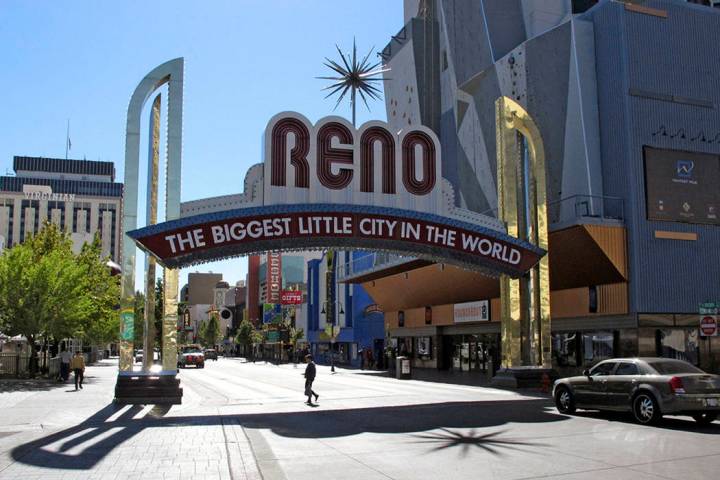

left=0, top=358, right=262, bottom=480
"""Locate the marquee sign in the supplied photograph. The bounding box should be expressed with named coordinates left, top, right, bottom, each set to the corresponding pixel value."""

left=127, top=112, right=546, bottom=278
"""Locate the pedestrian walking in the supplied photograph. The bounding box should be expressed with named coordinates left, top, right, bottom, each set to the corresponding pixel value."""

left=70, top=351, right=85, bottom=390
left=303, top=354, right=319, bottom=404
left=59, top=347, right=72, bottom=382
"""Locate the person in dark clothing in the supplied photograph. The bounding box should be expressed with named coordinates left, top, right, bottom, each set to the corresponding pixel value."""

left=303, top=354, right=319, bottom=404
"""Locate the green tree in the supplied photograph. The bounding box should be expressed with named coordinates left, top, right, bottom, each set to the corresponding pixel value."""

left=234, top=319, right=255, bottom=356
left=0, top=223, right=107, bottom=375
left=200, top=312, right=221, bottom=348
left=133, top=291, right=145, bottom=346
left=75, top=235, right=120, bottom=346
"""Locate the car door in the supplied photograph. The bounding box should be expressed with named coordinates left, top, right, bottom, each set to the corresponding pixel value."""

left=576, top=361, right=616, bottom=407
left=605, top=361, right=640, bottom=410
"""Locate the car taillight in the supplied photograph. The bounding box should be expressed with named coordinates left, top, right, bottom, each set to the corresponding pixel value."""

left=669, top=376, right=685, bottom=394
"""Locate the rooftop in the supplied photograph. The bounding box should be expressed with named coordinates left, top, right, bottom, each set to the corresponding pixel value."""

left=13, top=156, right=115, bottom=181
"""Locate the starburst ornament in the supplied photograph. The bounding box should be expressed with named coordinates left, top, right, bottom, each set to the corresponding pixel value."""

left=317, top=38, right=390, bottom=126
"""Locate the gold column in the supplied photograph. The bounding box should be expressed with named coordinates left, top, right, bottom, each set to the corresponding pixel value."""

left=162, top=267, right=179, bottom=372
left=496, top=96, right=551, bottom=368
left=496, top=99, right=522, bottom=368
left=143, top=94, right=161, bottom=371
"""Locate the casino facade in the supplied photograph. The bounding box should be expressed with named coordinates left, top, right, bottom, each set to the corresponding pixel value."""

left=337, top=0, right=720, bottom=376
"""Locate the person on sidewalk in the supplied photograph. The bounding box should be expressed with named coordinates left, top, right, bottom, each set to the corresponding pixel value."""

left=59, top=346, right=72, bottom=382
left=303, top=354, right=319, bottom=405
left=70, top=351, right=85, bottom=390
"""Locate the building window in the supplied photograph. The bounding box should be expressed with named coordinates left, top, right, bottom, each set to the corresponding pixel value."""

left=571, top=0, right=599, bottom=14
left=424, top=306, right=432, bottom=325
left=417, top=336, right=432, bottom=358
left=398, top=310, right=405, bottom=328
left=589, top=286, right=598, bottom=313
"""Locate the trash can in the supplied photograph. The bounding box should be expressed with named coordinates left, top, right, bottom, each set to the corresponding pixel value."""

left=395, top=356, right=411, bottom=380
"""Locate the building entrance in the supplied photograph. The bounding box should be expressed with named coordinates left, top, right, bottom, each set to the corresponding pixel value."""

left=443, top=334, right=500, bottom=375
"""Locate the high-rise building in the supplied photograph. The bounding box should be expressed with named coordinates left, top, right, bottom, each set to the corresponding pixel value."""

left=0, top=156, right=123, bottom=261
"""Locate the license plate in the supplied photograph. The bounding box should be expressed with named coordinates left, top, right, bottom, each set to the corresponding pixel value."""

left=707, top=398, right=719, bottom=407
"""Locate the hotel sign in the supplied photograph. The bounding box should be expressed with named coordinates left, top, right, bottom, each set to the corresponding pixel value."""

left=128, top=113, right=545, bottom=278
left=266, top=252, right=282, bottom=303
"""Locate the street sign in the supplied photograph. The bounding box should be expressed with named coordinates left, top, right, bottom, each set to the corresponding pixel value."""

left=700, top=315, right=718, bottom=336
left=699, top=302, right=718, bottom=337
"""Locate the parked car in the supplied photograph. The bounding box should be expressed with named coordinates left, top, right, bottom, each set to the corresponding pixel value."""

left=177, top=345, right=205, bottom=369
left=134, top=350, right=143, bottom=363
left=204, top=349, right=218, bottom=361
left=553, top=358, right=720, bottom=425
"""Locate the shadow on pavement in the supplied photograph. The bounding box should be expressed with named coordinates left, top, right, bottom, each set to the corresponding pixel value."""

left=409, top=428, right=547, bottom=457
left=0, top=379, right=71, bottom=393
left=11, top=398, right=564, bottom=470
left=572, top=410, right=720, bottom=434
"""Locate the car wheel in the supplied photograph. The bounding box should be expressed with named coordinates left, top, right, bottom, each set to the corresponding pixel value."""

left=692, top=413, right=718, bottom=425
left=198, top=363, right=204, bottom=369
left=633, top=392, right=661, bottom=425
left=555, top=386, right=576, bottom=414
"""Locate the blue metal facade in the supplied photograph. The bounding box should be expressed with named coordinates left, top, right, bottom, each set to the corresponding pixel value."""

left=588, top=0, right=720, bottom=313
left=306, top=252, right=385, bottom=367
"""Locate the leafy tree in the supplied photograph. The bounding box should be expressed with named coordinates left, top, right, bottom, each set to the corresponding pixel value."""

left=75, top=235, right=120, bottom=346
left=200, top=312, right=221, bottom=348
left=234, top=319, right=255, bottom=356
left=133, top=291, right=145, bottom=346
left=0, top=223, right=115, bottom=375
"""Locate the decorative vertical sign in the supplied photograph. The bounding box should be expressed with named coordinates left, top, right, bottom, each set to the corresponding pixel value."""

left=120, top=309, right=134, bottom=341
left=266, top=252, right=282, bottom=303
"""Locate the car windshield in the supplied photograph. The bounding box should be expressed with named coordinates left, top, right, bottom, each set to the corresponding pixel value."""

left=648, top=360, right=704, bottom=375
left=183, top=347, right=202, bottom=353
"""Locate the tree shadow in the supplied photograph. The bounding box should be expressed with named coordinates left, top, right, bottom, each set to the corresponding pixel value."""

left=0, top=379, right=71, bottom=393
left=409, top=428, right=547, bottom=457
left=11, top=399, right=564, bottom=470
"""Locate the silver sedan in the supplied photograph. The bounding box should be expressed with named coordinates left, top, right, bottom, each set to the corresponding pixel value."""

left=553, top=358, right=720, bottom=425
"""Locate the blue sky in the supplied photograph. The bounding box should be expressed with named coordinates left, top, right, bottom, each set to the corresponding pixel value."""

left=0, top=0, right=403, bottom=287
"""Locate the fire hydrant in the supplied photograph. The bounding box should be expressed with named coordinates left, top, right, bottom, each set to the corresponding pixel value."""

left=541, top=372, right=551, bottom=393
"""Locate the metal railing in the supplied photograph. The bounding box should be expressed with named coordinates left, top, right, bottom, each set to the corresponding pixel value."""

left=0, top=353, right=31, bottom=377
left=337, top=252, right=416, bottom=281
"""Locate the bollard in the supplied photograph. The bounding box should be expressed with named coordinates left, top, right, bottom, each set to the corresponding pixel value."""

left=541, top=372, right=551, bottom=393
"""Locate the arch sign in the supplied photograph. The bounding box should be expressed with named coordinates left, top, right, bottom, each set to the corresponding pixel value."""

left=128, top=113, right=545, bottom=278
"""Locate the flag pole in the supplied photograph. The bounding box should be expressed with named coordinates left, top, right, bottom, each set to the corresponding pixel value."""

left=65, top=119, right=70, bottom=160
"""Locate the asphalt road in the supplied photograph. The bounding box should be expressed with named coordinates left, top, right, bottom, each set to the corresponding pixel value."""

left=1, top=357, right=719, bottom=480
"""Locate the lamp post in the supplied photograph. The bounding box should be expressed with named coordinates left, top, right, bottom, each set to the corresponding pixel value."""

left=321, top=300, right=344, bottom=373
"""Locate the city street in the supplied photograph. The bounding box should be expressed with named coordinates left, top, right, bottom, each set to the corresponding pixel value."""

left=0, top=358, right=718, bottom=480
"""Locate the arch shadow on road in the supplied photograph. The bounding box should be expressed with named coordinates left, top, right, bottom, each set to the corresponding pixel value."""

left=10, top=398, right=565, bottom=470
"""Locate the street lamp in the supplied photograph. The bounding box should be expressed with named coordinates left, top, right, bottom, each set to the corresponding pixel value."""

left=321, top=300, right=344, bottom=373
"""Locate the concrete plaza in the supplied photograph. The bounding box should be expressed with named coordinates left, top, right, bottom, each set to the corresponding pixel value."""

left=1, top=358, right=718, bottom=480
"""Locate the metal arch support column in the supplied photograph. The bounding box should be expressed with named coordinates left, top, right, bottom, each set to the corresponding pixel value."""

left=119, top=58, right=183, bottom=375
left=496, top=96, right=551, bottom=370
left=143, top=94, right=161, bottom=372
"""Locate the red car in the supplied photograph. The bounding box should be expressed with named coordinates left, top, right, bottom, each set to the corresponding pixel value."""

left=177, top=345, right=205, bottom=369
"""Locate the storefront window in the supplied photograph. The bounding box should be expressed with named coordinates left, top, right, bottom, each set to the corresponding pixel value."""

left=398, top=337, right=413, bottom=357
left=552, top=332, right=580, bottom=367
left=655, top=328, right=699, bottom=365
left=417, top=337, right=432, bottom=358
left=582, top=331, right=614, bottom=365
